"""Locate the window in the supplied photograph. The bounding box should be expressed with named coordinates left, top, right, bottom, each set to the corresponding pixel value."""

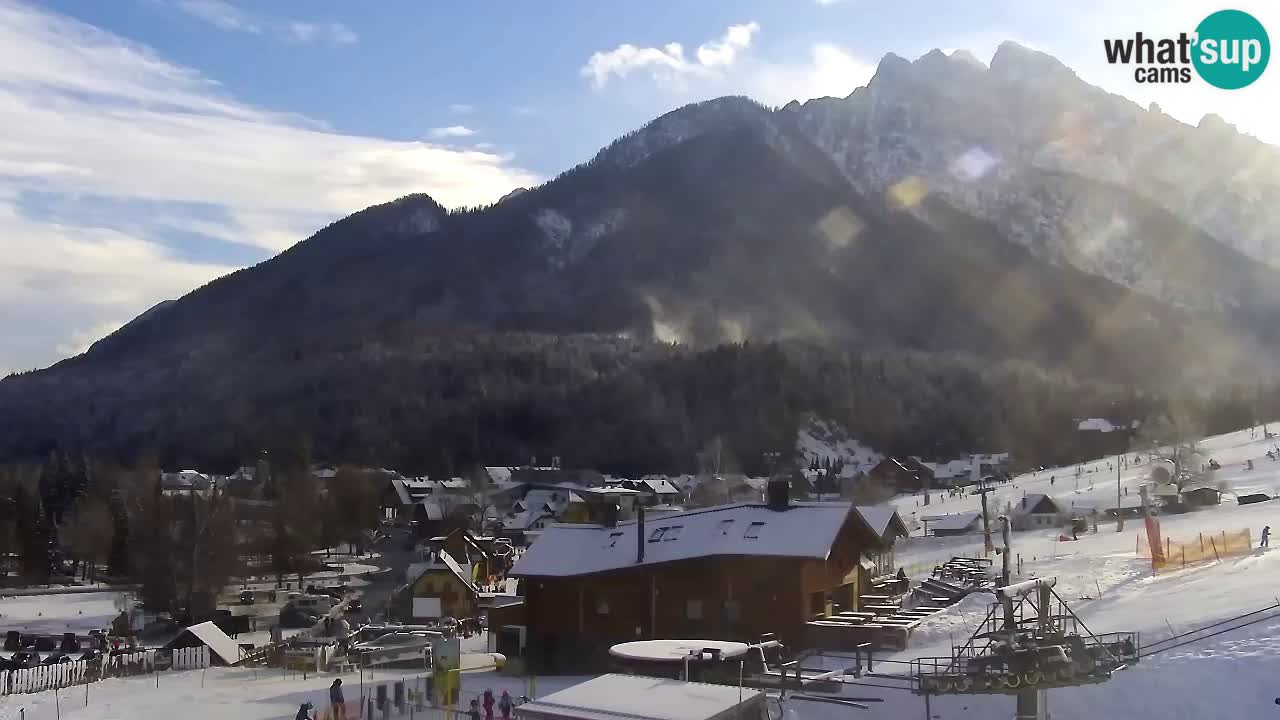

left=744, top=521, right=766, bottom=539
left=687, top=599, right=704, bottom=620
left=606, top=531, right=623, bottom=548
left=717, top=519, right=735, bottom=535
left=662, top=525, right=683, bottom=541
left=596, top=597, right=610, bottom=615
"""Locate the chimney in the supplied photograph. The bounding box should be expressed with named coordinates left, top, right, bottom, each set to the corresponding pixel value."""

left=636, top=505, right=646, bottom=563
left=767, top=478, right=790, bottom=511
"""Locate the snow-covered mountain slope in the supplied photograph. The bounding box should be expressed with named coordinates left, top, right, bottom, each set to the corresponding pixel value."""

left=795, top=418, right=883, bottom=475
left=778, top=43, right=1280, bottom=322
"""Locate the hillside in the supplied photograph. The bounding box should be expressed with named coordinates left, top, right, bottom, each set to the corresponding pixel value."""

left=3, top=49, right=1280, bottom=471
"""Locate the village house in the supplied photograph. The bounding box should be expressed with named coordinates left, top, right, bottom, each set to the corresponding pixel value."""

left=507, top=481, right=906, bottom=672
left=867, top=457, right=935, bottom=494
left=1010, top=494, right=1069, bottom=531
left=924, top=512, right=984, bottom=537
left=393, top=550, right=481, bottom=622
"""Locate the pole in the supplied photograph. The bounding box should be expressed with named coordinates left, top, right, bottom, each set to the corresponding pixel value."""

left=1000, top=516, right=1012, bottom=587
left=980, top=488, right=994, bottom=555
left=1116, top=454, right=1124, bottom=532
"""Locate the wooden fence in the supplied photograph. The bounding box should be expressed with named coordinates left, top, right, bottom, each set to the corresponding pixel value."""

left=0, top=651, right=154, bottom=696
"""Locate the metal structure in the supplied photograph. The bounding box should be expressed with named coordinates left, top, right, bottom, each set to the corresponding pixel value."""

left=909, top=577, right=1138, bottom=718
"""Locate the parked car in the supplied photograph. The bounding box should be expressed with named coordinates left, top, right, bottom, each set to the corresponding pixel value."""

left=41, top=653, right=72, bottom=665
left=239, top=590, right=256, bottom=605
left=78, top=649, right=105, bottom=663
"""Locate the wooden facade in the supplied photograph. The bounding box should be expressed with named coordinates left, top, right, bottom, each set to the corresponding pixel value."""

left=518, top=508, right=881, bottom=673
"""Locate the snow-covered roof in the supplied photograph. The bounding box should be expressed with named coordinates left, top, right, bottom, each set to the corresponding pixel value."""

left=514, top=674, right=763, bottom=720
left=928, top=512, right=983, bottom=531
left=919, top=459, right=973, bottom=478
left=1078, top=418, right=1134, bottom=433
left=421, top=501, right=443, bottom=521
left=637, top=476, right=681, bottom=495
left=179, top=621, right=243, bottom=665
left=510, top=502, right=857, bottom=578
left=856, top=505, right=908, bottom=539
left=1014, top=493, right=1063, bottom=515
left=408, top=550, right=478, bottom=593
left=485, top=467, right=514, bottom=484
left=389, top=478, right=414, bottom=506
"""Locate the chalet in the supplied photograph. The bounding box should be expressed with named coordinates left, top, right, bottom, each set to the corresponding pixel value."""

left=421, top=528, right=515, bottom=582
left=160, top=470, right=212, bottom=495
left=508, top=481, right=904, bottom=672
left=627, top=476, right=684, bottom=506
left=856, top=505, right=910, bottom=577
left=867, top=457, right=935, bottom=494
left=393, top=550, right=481, bottom=621
left=1010, top=494, right=1068, bottom=531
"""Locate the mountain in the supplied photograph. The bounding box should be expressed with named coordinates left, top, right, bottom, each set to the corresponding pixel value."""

left=777, top=43, right=1280, bottom=337
left=2, top=47, right=1278, bottom=472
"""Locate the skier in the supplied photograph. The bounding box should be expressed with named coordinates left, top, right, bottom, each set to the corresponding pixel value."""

left=483, top=689, right=496, bottom=720
left=330, top=679, right=346, bottom=720
left=499, top=690, right=514, bottom=720
left=1263, top=526, right=1271, bottom=548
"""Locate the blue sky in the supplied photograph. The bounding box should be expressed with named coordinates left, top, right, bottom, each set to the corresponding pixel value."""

left=1, top=0, right=1275, bottom=373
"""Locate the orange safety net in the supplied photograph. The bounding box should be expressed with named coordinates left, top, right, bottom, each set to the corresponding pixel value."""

left=1137, top=528, right=1252, bottom=569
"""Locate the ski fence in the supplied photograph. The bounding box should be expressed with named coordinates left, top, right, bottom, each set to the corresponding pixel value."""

left=1136, top=528, right=1252, bottom=570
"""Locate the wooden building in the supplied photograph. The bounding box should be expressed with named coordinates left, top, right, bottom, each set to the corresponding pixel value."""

left=391, top=550, right=481, bottom=621
left=867, top=458, right=935, bottom=494
left=508, top=481, right=905, bottom=672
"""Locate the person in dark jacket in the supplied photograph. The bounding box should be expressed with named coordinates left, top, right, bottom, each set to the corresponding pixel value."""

left=330, top=678, right=346, bottom=720
left=483, top=689, right=495, bottom=720
left=468, top=698, right=482, bottom=720
left=499, top=690, right=514, bottom=720
left=295, top=701, right=313, bottom=720
left=1262, top=526, right=1271, bottom=548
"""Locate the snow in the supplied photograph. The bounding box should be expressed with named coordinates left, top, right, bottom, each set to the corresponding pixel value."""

left=609, top=640, right=749, bottom=663
left=534, top=209, right=572, bottom=254
left=510, top=502, right=855, bottom=578
left=180, top=621, right=243, bottom=665
left=794, top=419, right=882, bottom=475
left=517, top=674, right=763, bottom=720
left=0, top=591, right=124, bottom=635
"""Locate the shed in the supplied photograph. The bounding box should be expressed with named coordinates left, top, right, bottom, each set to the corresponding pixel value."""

left=162, top=621, right=243, bottom=665
left=514, top=674, right=766, bottom=720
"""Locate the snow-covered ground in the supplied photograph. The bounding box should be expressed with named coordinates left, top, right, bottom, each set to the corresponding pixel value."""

left=7, top=425, right=1280, bottom=719
left=0, top=591, right=125, bottom=635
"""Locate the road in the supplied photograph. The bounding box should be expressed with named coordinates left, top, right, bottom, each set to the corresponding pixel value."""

left=348, top=527, right=419, bottom=624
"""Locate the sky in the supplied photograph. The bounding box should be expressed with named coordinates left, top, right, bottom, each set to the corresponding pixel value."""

left=1, top=0, right=1276, bottom=374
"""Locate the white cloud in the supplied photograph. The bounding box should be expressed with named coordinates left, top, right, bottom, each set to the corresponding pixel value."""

left=0, top=0, right=537, bottom=370
left=286, top=21, right=358, bottom=46
left=747, top=43, right=876, bottom=105
left=429, top=125, right=478, bottom=139
left=176, top=0, right=260, bottom=34
left=448, top=103, right=474, bottom=114
left=174, top=0, right=357, bottom=46
left=581, top=22, right=760, bottom=90
left=581, top=22, right=874, bottom=105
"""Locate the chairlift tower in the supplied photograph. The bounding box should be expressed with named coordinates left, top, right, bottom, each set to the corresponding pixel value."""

left=910, top=577, right=1139, bottom=720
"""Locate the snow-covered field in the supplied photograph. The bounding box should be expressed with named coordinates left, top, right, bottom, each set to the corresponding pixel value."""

left=0, top=592, right=124, bottom=635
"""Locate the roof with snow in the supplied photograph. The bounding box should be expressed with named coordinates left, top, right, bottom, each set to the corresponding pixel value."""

left=169, top=621, right=243, bottom=665
left=1014, top=494, right=1064, bottom=515
left=927, top=512, right=983, bottom=531
left=856, top=505, right=909, bottom=539
left=514, top=674, right=763, bottom=720
left=509, top=501, right=871, bottom=578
